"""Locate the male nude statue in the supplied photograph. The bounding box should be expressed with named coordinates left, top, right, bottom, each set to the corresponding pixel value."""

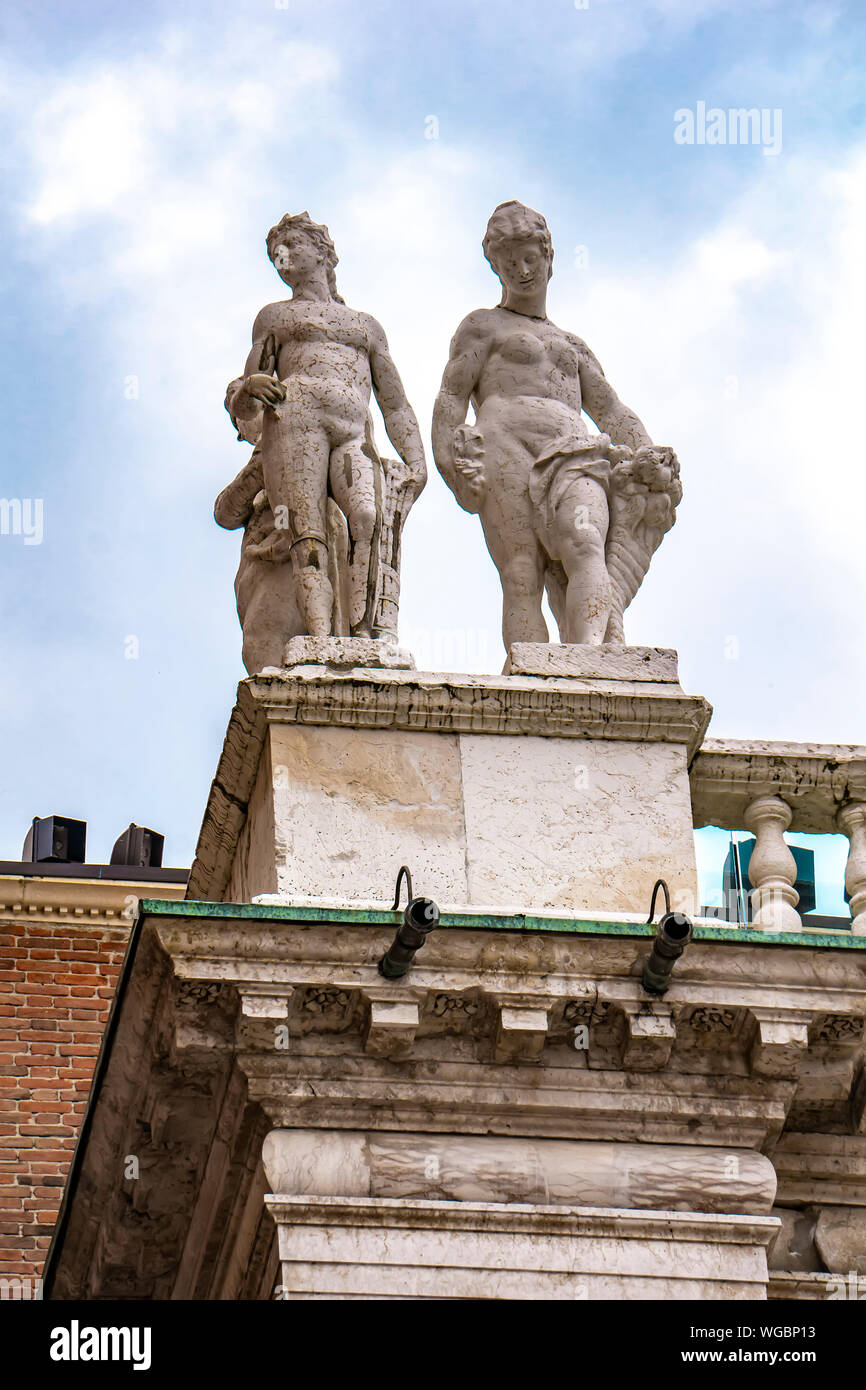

left=226, top=212, right=426, bottom=637
left=432, top=201, right=681, bottom=647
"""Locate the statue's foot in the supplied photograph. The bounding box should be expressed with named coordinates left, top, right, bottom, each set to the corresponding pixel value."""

left=246, top=529, right=294, bottom=563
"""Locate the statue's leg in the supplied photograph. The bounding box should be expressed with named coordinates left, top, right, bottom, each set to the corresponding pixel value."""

left=478, top=505, right=548, bottom=648
left=329, top=440, right=378, bottom=637
left=474, top=421, right=548, bottom=646
left=260, top=397, right=333, bottom=636
left=551, top=476, right=610, bottom=644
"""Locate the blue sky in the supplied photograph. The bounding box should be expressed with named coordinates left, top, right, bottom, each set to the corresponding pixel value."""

left=0, top=0, right=864, bottom=904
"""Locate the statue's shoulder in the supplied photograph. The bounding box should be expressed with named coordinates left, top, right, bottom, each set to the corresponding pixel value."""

left=561, top=329, right=604, bottom=373
left=252, top=300, right=291, bottom=335
left=356, top=309, right=387, bottom=341
left=449, top=307, right=498, bottom=351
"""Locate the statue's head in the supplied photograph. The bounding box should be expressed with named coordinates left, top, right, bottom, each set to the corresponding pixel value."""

left=483, top=201, right=554, bottom=292
left=266, top=212, right=341, bottom=299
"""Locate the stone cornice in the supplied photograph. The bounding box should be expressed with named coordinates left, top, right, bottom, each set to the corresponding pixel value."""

left=265, top=1195, right=779, bottom=1247
left=0, top=873, right=186, bottom=929
left=244, top=667, right=712, bottom=750
left=691, top=739, right=866, bottom=833
left=152, top=908, right=866, bottom=1148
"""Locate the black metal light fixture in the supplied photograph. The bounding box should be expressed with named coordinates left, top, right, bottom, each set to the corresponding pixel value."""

left=641, top=878, right=693, bottom=995
left=110, top=824, right=165, bottom=869
left=378, top=865, right=440, bottom=979
left=22, top=815, right=87, bottom=865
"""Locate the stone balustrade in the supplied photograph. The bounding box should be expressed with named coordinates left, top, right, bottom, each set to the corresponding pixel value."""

left=690, top=739, right=866, bottom=935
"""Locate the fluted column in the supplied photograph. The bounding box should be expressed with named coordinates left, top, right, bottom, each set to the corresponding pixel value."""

left=837, top=802, right=866, bottom=936
left=743, top=795, right=800, bottom=931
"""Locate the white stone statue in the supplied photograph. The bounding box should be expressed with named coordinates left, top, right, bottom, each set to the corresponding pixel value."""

left=432, top=201, right=681, bottom=647
left=220, top=212, right=426, bottom=660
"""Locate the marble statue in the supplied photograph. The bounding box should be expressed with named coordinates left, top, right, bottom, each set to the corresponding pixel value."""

left=432, top=201, right=681, bottom=647
left=219, top=212, right=426, bottom=665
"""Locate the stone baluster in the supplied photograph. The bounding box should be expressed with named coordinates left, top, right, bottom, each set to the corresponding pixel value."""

left=837, top=802, right=866, bottom=936
left=743, top=795, right=800, bottom=931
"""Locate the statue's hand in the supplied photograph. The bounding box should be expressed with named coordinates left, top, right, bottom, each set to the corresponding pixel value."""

left=243, top=374, right=287, bottom=407
left=453, top=425, right=486, bottom=512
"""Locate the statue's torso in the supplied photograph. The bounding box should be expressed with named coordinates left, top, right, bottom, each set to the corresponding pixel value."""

left=470, top=308, right=590, bottom=453
left=474, top=308, right=584, bottom=417
left=258, top=299, right=373, bottom=404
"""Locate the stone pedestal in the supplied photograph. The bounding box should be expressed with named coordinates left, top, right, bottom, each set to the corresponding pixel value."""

left=189, top=645, right=711, bottom=916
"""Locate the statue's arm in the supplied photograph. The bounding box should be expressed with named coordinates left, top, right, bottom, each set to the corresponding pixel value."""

left=366, top=317, right=427, bottom=495
left=214, top=449, right=264, bottom=531
left=576, top=339, right=653, bottom=453
left=225, top=308, right=285, bottom=439
left=431, top=314, right=487, bottom=495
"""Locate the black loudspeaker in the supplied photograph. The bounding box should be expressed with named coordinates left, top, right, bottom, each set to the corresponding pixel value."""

left=22, top=816, right=87, bottom=864
left=110, top=823, right=165, bottom=869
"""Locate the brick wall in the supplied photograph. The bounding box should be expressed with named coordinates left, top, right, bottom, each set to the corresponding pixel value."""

left=0, top=918, right=131, bottom=1284
left=0, top=872, right=187, bottom=1293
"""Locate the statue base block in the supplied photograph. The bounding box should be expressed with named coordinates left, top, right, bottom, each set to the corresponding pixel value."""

left=280, top=636, right=415, bottom=670
left=505, top=642, right=678, bottom=682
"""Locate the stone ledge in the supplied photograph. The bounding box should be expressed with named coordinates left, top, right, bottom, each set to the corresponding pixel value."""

left=267, top=1196, right=778, bottom=1299
left=505, top=643, right=678, bottom=682
left=266, top=1194, right=779, bottom=1243
left=768, top=1272, right=854, bottom=1300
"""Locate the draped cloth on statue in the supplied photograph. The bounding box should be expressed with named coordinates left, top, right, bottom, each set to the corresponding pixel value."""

left=528, top=432, right=630, bottom=555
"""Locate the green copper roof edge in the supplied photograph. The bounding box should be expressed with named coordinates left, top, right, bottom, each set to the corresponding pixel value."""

left=138, top=898, right=864, bottom=949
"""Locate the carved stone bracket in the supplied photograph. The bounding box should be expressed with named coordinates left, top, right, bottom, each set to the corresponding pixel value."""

left=493, top=998, right=550, bottom=1063
left=749, top=1008, right=811, bottom=1080
left=361, top=989, right=423, bottom=1060
left=239, top=990, right=292, bottom=1019
left=619, top=1001, right=677, bottom=1071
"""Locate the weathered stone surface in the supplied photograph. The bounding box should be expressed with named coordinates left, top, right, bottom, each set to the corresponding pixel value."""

left=47, top=926, right=278, bottom=1301
left=458, top=732, right=697, bottom=913
left=766, top=1207, right=820, bottom=1272
left=505, top=643, right=678, bottom=682
left=764, top=1135, right=866, bottom=1209
left=814, top=1206, right=866, bottom=1274
left=267, top=723, right=468, bottom=905
left=281, top=635, right=415, bottom=670
left=267, top=1197, right=776, bottom=1300
left=263, top=1130, right=777, bottom=1213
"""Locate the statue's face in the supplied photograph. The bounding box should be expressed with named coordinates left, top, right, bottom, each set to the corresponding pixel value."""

left=272, top=228, right=323, bottom=286
left=492, top=235, right=552, bottom=293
